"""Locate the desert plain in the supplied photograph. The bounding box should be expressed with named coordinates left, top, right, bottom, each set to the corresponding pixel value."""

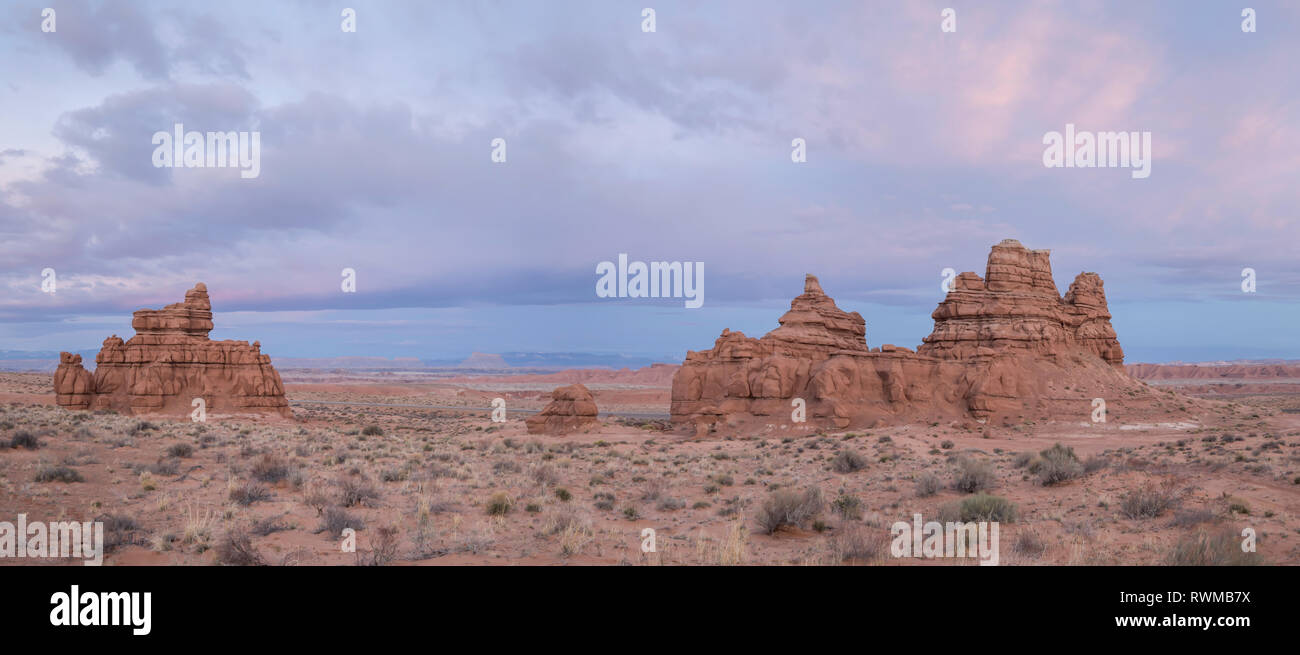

left=3, top=361, right=1299, bottom=566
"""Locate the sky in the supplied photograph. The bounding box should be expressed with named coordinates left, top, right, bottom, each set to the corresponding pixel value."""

left=1, top=0, right=1298, bottom=364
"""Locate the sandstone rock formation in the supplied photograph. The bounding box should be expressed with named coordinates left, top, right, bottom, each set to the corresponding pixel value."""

left=53, top=283, right=292, bottom=418
left=671, top=240, right=1149, bottom=433
left=525, top=383, right=600, bottom=435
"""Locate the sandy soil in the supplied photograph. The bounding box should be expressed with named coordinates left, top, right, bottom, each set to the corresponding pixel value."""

left=2, top=371, right=1298, bottom=566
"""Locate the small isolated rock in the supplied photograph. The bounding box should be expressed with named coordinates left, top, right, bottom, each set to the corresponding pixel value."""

left=525, top=383, right=600, bottom=435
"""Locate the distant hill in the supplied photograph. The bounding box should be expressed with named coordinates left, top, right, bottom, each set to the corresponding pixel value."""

left=459, top=352, right=510, bottom=369
left=1, top=349, right=669, bottom=373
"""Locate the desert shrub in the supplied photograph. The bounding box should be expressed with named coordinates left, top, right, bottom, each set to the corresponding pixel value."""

left=640, top=478, right=669, bottom=501
left=356, top=525, right=400, bottom=566
left=251, top=454, right=291, bottom=483
left=1168, top=508, right=1216, bottom=529
left=361, top=425, right=384, bottom=436
left=129, top=421, right=158, bottom=436
left=755, top=487, right=824, bottom=534
left=339, top=478, right=379, bottom=507
left=831, top=493, right=863, bottom=520
left=148, top=457, right=180, bottom=476
left=1165, top=528, right=1261, bottom=566
left=215, top=530, right=267, bottom=566
left=915, top=472, right=942, bottom=497
left=1121, top=480, right=1182, bottom=519
left=97, top=514, right=142, bottom=552
left=530, top=464, right=559, bottom=487
left=35, top=463, right=83, bottom=483
left=1012, top=452, right=1034, bottom=468
left=958, top=494, right=1017, bottom=522
left=250, top=516, right=291, bottom=536
left=554, top=487, right=572, bottom=502
left=543, top=504, right=590, bottom=536
left=9, top=431, right=40, bottom=449
left=485, top=492, right=513, bottom=516
left=492, top=460, right=521, bottom=474
left=229, top=482, right=271, bottom=506
left=315, top=507, right=364, bottom=538
left=826, top=523, right=889, bottom=563
left=1083, top=454, right=1109, bottom=474
left=380, top=467, right=408, bottom=482
left=940, top=440, right=955, bottom=450
left=831, top=449, right=868, bottom=473
left=657, top=497, right=685, bottom=511
left=166, top=443, right=194, bottom=458
left=951, top=457, right=996, bottom=493
left=1013, top=529, right=1046, bottom=558
left=1036, top=443, right=1084, bottom=486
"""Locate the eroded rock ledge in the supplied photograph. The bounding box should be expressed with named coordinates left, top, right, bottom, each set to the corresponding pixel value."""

left=54, top=283, right=291, bottom=418
left=671, top=240, right=1145, bottom=433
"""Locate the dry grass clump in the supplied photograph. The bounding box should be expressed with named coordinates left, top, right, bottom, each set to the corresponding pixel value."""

left=229, top=481, right=271, bottom=506
left=216, top=529, right=267, bottom=566
left=8, top=430, right=40, bottom=449
left=914, top=472, right=942, bottom=497
left=951, top=457, right=996, bottom=493
left=826, top=523, right=889, bottom=563
left=1165, top=528, right=1261, bottom=566
left=755, top=487, right=823, bottom=534
left=316, top=507, right=364, bottom=538
left=35, top=462, right=84, bottom=483
left=831, top=449, right=868, bottom=473
left=1121, top=479, right=1184, bottom=519
left=1034, top=443, right=1084, bottom=486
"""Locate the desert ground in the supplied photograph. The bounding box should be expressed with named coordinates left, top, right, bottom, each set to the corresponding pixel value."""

left=3, top=368, right=1299, bottom=566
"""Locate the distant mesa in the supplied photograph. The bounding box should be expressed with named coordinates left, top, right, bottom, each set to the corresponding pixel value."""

left=53, top=283, right=291, bottom=418
left=671, top=239, right=1147, bottom=434
left=526, top=383, right=600, bottom=435
left=459, top=352, right=510, bottom=369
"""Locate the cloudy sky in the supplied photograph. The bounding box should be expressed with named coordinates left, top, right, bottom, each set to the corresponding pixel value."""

left=1, top=0, right=1298, bottom=363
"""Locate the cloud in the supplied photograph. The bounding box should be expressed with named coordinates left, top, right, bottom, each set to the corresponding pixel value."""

left=2, top=0, right=1299, bottom=360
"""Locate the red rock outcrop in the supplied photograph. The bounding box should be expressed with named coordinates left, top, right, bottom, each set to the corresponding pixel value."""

left=671, top=240, right=1148, bottom=433
left=53, top=283, right=292, bottom=418
left=525, top=383, right=600, bottom=435
left=918, top=239, right=1124, bottom=366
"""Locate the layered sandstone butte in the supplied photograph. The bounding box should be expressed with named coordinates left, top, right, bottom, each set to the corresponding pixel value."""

left=53, top=283, right=292, bottom=418
left=671, top=240, right=1147, bottom=433
left=525, top=383, right=600, bottom=435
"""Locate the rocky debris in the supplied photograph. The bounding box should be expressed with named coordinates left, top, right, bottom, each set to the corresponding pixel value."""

left=671, top=240, right=1149, bottom=433
left=53, top=283, right=291, bottom=418
left=525, top=383, right=600, bottom=435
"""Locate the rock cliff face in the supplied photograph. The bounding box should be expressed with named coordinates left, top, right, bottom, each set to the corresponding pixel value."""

left=525, top=383, right=600, bottom=435
left=918, top=239, right=1124, bottom=366
left=53, top=283, right=291, bottom=418
left=670, top=240, right=1145, bottom=433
